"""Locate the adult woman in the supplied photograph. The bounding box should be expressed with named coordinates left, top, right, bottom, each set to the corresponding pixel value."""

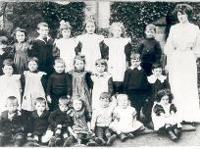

left=164, top=4, right=200, bottom=123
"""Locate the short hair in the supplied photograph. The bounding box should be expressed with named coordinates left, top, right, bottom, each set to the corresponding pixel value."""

left=73, top=55, right=86, bottom=64
left=59, top=96, right=72, bottom=106
left=173, top=4, right=193, bottom=20
left=152, top=63, right=162, bottom=70
left=3, top=58, right=14, bottom=68
left=0, top=36, right=8, bottom=45
left=13, top=27, right=27, bottom=42
left=37, top=22, right=49, bottom=30
left=6, top=96, right=18, bottom=105
left=95, top=59, right=108, bottom=72
left=155, top=89, right=173, bottom=103
left=130, top=52, right=141, bottom=61
left=35, top=97, right=46, bottom=105
left=28, top=57, right=39, bottom=65
left=57, top=20, right=72, bottom=38
left=99, top=92, right=111, bottom=101
left=145, top=24, right=156, bottom=33
left=54, top=58, right=65, bottom=66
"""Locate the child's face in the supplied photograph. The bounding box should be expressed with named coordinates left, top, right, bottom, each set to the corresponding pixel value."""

left=0, top=43, right=7, bottom=50
left=152, top=67, right=162, bottom=77
left=145, top=29, right=155, bottom=39
left=3, top=65, right=13, bottom=76
left=54, top=62, right=65, bottom=73
left=177, top=12, right=188, bottom=24
left=118, top=96, right=129, bottom=109
left=112, top=26, right=122, bottom=38
left=16, top=31, right=26, bottom=43
left=131, top=59, right=141, bottom=68
left=85, top=22, right=95, bottom=34
left=37, top=26, right=49, bottom=38
left=160, top=95, right=170, bottom=105
left=73, top=100, right=82, bottom=111
left=28, top=61, right=38, bottom=72
left=74, top=59, right=84, bottom=71
left=7, top=101, right=18, bottom=113
left=96, top=64, right=106, bottom=73
left=100, top=97, right=110, bottom=108
left=59, top=103, right=69, bottom=112
left=35, top=102, right=46, bottom=113
left=62, top=29, right=71, bottom=39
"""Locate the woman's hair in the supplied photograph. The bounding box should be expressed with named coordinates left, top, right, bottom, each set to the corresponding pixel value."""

left=12, top=27, right=27, bottom=42
left=95, top=59, right=108, bottom=72
left=28, top=57, right=39, bottom=65
left=155, top=89, right=174, bottom=103
left=3, top=58, right=15, bottom=68
left=57, top=20, right=72, bottom=39
left=173, top=4, right=193, bottom=21
left=109, top=22, right=127, bottom=38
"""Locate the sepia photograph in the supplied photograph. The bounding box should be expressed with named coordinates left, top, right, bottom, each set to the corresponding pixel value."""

left=0, top=0, right=199, bottom=147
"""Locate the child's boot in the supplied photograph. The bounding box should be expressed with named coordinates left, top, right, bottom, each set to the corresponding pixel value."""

left=173, top=127, right=182, bottom=139
left=166, top=126, right=178, bottom=141
left=119, top=133, right=128, bottom=142
left=48, top=136, right=56, bottom=147
left=127, top=133, right=135, bottom=139
left=94, top=137, right=106, bottom=146
left=63, top=136, right=74, bottom=147
left=86, top=139, right=97, bottom=146
left=106, top=134, right=117, bottom=146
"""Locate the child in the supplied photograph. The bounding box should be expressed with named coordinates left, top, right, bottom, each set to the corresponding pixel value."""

left=0, top=59, right=21, bottom=114
left=104, top=22, right=132, bottom=93
left=29, top=22, right=54, bottom=76
left=145, top=63, right=170, bottom=127
left=13, top=27, right=30, bottom=74
left=63, top=98, right=96, bottom=146
left=123, top=53, right=150, bottom=120
left=21, top=57, right=47, bottom=115
left=27, top=97, right=50, bottom=144
left=109, top=94, right=144, bottom=142
left=75, top=19, right=106, bottom=72
left=46, top=58, right=72, bottom=111
left=0, top=36, right=14, bottom=75
left=91, top=92, right=117, bottom=146
left=91, top=59, right=113, bottom=110
left=69, top=55, right=93, bottom=113
left=152, top=89, right=182, bottom=141
left=48, top=97, right=74, bottom=147
left=54, top=20, right=78, bottom=71
left=137, top=24, right=162, bottom=76
left=0, top=96, right=26, bottom=146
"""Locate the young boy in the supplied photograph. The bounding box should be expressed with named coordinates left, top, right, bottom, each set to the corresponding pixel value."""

left=48, top=97, right=74, bottom=147
left=29, top=22, right=54, bottom=76
left=46, top=58, right=72, bottom=111
left=137, top=24, right=162, bottom=76
left=0, top=96, right=26, bottom=146
left=27, top=97, right=50, bottom=144
left=123, top=53, right=150, bottom=121
left=91, top=92, right=117, bottom=146
left=0, top=36, right=14, bottom=75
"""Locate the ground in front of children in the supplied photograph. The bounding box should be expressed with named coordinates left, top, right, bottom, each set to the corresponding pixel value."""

left=113, top=124, right=200, bottom=147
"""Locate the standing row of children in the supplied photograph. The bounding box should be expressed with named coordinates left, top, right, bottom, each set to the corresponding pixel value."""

left=0, top=19, right=182, bottom=146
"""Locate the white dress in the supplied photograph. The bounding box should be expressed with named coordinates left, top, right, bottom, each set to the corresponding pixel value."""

left=91, top=72, right=112, bottom=110
left=0, top=75, right=21, bottom=113
left=54, top=38, right=78, bottom=71
left=22, top=71, right=47, bottom=111
left=109, top=106, right=143, bottom=133
left=164, top=23, right=200, bottom=122
left=104, top=37, right=131, bottom=82
left=76, top=33, right=104, bottom=72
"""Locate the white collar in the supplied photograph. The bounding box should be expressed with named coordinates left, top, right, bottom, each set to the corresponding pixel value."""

left=130, top=66, right=142, bottom=70
left=36, top=36, right=51, bottom=43
left=148, top=74, right=167, bottom=83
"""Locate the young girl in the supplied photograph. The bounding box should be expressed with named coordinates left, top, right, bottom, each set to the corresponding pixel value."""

left=75, top=19, right=105, bottom=72
left=69, top=55, right=93, bottom=113
left=54, top=20, right=78, bottom=71
left=152, top=89, right=182, bottom=141
left=104, top=22, right=132, bottom=93
left=21, top=57, right=47, bottom=115
left=13, top=27, right=30, bottom=74
left=91, top=59, right=113, bottom=110
left=64, top=98, right=96, bottom=146
left=109, top=94, right=144, bottom=142
left=0, top=59, right=21, bottom=114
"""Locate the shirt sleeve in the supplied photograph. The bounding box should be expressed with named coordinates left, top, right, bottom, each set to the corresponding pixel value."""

left=46, top=75, right=53, bottom=96
left=153, top=104, right=165, bottom=116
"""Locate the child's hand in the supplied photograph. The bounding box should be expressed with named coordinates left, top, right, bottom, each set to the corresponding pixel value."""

left=73, top=133, right=78, bottom=139
left=41, top=130, right=53, bottom=143
left=47, top=96, right=52, bottom=103
left=55, top=129, right=61, bottom=135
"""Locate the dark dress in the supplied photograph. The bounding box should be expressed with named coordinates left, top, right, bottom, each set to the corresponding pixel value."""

left=137, top=38, right=162, bottom=76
